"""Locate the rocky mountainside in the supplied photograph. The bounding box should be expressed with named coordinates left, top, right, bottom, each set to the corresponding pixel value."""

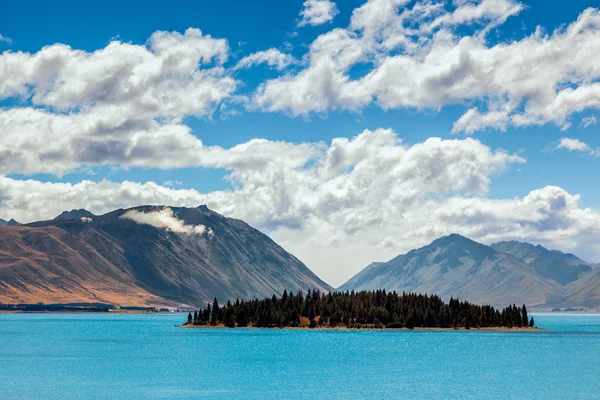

left=338, top=234, right=599, bottom=309
left=491, top=241, right=593, bottom=286
left=0, top=205, right=331, bottom=308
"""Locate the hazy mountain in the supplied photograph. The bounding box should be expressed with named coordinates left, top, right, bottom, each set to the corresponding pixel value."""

left=0, top=218, right=21, bottom=226
left=338, top=234, right=566, bottom=308
left=0, top=205, right=331, bottom=307
left=54, top=209, right=96, bottom=220
left=562, top=272, right=600, bottom=309
left=491, top=241, right=594, bottom=285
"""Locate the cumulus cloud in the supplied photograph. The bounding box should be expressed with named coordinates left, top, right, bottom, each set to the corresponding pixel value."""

left=556, top=138, right=593, bottom=153
left=235, top=49, right=295, bottom=70
left=5, top=172, right=600, bottom=286
left=120, top=207, right=211, bottom=235
left=298, top=0, right=339, bottom=27
left=0, top=105, right=319, bottom=176
left=253, top=2, right=600, bottom=134
left=14, top=128, right=599, bottom=286
left=0, top=28, right=239, bottom=176
left=0, top=28, right=232, bottom=114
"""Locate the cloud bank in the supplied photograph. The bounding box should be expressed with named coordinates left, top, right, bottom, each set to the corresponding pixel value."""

left=4, top=129, right=600, bottom=285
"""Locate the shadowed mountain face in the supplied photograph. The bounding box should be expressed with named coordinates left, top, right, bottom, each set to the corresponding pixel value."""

left=54, top=209, right=95, bottom=220
left=0, top=206, right=331, bottom=307
left=491, top=241, right=593, bottom=286
left=338, top=234, right=599, bottom=309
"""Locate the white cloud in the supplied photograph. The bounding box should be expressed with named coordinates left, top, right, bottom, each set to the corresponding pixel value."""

left=0, top=28, right=233, bottom=114
left=555, top=137, right=599, bottom=157
left=5, top=170, right=600, bottom=286
left=5, top=128, right=580, bottom=286
left=557, top=138, right=592, bottom=152
left=0, top=28, right=239, bottom=176
left=0, top=106, right=318, bottom=176
left=0, top=34, right=12, bottom=45
left=2, top=127, right=599, bottom=285
left=235, top=49, right=295, bottom=70
left=254, top=2, right=600, bottom=134
left=298, top=0, right=339, bottom=27
left=120, top=207, right=210, bottom=235
left=81, top=217, right=92, bottom=223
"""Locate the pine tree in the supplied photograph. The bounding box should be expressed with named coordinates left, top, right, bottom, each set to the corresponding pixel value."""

left=522, top=304, right=528, bottom=327
left=227, top=315, right=236, bottom=328
left=211, top=298, right=219, bottom=326
left=406, top=314, right=415, bottom=330
left=529, top=317, right=535, bottom=327
left=187, top=312, right=192, bottom=324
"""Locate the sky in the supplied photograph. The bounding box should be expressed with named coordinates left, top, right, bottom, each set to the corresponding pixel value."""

left=1, top=0, right=600, bottom=286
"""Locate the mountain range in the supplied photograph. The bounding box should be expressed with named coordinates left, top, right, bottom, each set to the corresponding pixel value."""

left=2, top=205, right=600, bottom=310
left=0, top=205, right=331, bottom=308
left=338, top=234, right=600, bottom=310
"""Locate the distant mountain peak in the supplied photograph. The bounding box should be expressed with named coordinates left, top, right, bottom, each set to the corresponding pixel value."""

left=433, top=233, right=473, bottom=243
left=54, top=209, right=95, bottom=220
left=0, top=218, right=21, bottom=226
left=431, top=233, right=488, bottom=250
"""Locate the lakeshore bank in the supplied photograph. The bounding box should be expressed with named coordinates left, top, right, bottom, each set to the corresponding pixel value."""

left=178, top=322, right=541, bottom=332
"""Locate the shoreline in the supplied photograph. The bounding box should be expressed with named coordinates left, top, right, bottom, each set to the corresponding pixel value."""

left=178, top=323, right=542, bottom=332
left=0, top=310, right=177, bottom=314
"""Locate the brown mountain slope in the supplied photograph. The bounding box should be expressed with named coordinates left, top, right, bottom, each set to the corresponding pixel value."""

left=0, top=206, right=332, bottom=307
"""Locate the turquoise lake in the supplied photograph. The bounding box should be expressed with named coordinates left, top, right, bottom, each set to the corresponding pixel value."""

left=1, top=313, right=599, bottom=399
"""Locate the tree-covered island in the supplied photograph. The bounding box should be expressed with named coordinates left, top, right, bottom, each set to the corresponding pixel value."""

left=183, top=290, right=536, bottom=330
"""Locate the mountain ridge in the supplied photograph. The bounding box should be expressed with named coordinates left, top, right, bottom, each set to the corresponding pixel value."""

left=54, top=209, right=96, bottom=221
left=338, top=234, right=599, bottom=309
left=0, top=205, right=331, bottom=308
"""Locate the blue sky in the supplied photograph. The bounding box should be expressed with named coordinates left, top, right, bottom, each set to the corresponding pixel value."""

left=1, top=0, right=600, bottom=284
left=1, top=0, right=598, bottom=204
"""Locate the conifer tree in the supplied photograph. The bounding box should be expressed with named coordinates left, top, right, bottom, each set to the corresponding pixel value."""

left=211, top=298, right=219, bottom=326
left=522, top=304, right=528, bottom=327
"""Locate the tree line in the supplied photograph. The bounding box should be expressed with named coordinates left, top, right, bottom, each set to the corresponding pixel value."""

left=186, top=289, right=535, bottom=329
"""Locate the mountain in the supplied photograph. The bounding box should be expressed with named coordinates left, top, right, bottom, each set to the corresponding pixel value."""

left=491, top=241, right=594, bottom=286
left=338, top=234, right=568, bottom=308
left=0, top=205, right=331, bottom=307
left=491, top=240, right=600, bottom=309
left=0, top=218, right=21, bottom=226
left=54, top=209, right=95, bottom=220
left=562, top=272, right=600, bottom=309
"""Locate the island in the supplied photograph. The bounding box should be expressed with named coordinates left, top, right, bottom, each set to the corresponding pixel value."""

left=181, top=289, right=537, bottom=330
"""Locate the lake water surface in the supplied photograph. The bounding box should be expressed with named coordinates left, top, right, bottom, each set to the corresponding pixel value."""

left=1, top=313, right=599, bottom=399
